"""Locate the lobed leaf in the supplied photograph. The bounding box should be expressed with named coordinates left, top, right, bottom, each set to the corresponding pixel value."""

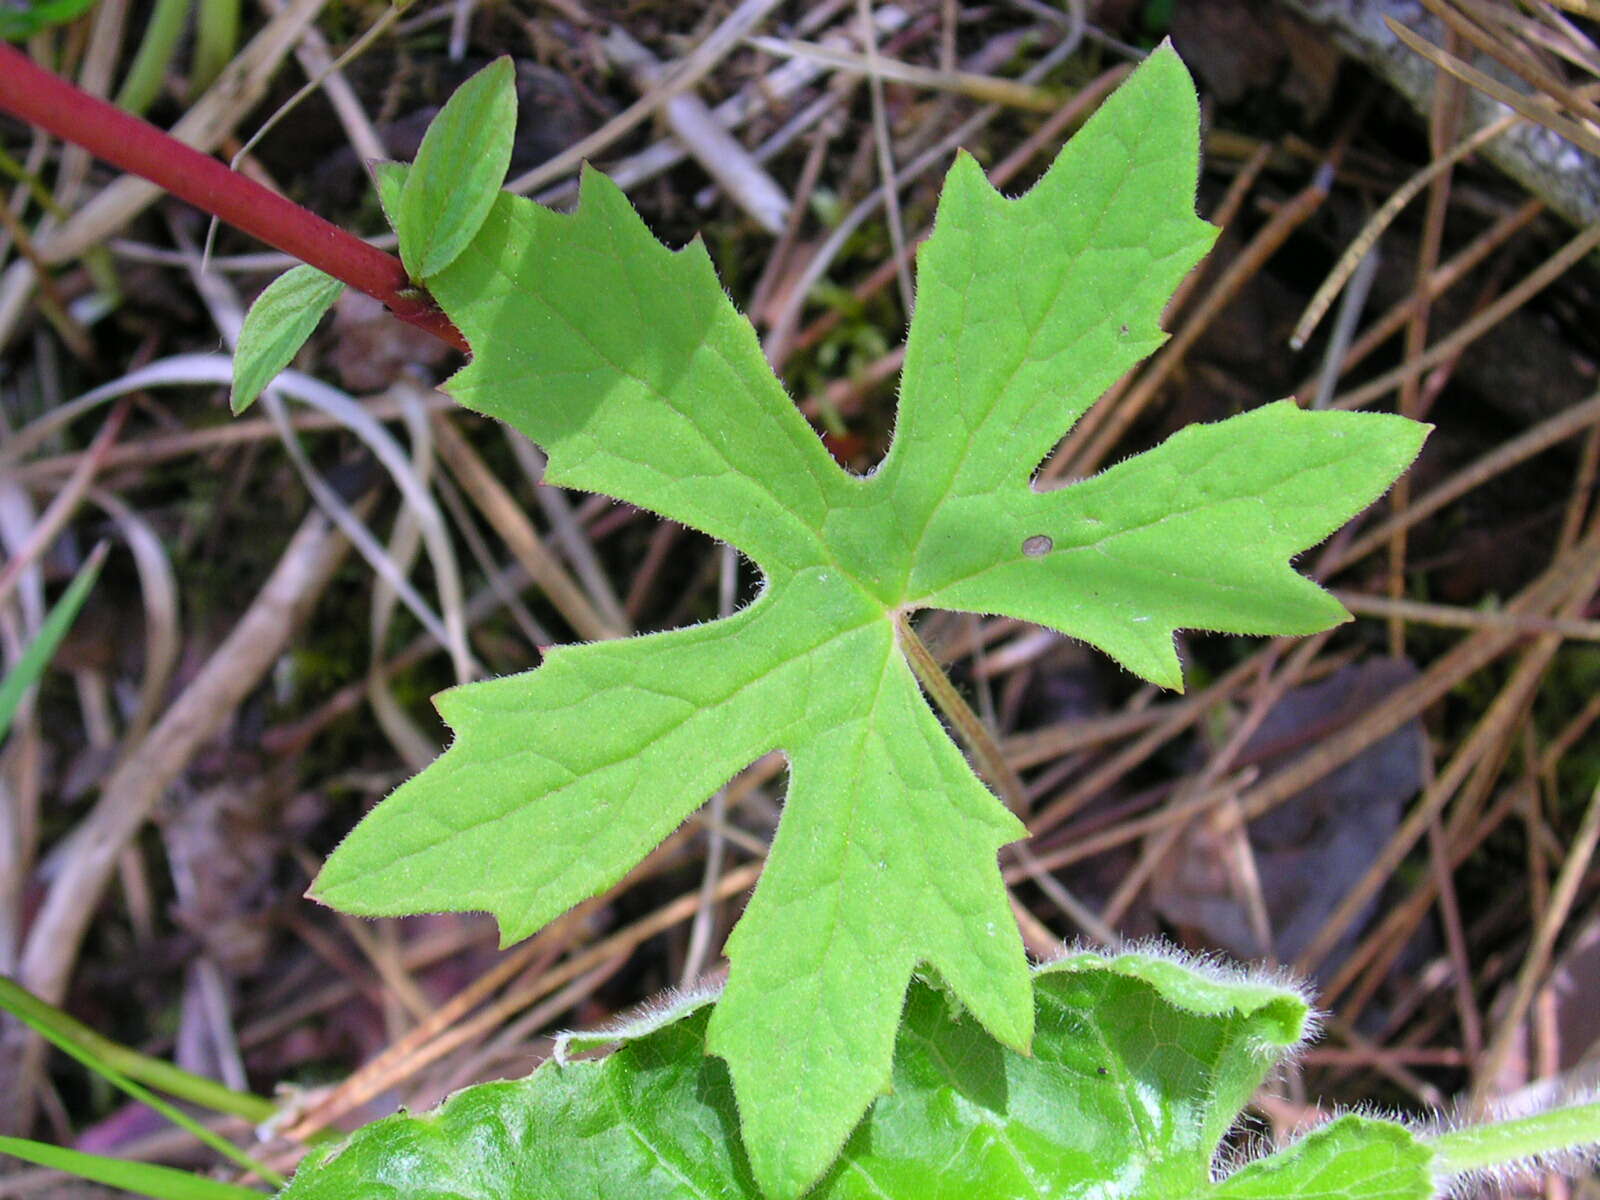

left=277, top=949, right=1441, bottom=1200
left=312, top=44, right=1429, bottom=1196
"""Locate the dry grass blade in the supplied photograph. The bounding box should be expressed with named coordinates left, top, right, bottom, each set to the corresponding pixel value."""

left=430, top=413, right=623, bottom=643
left=854, top=0, right=914, bottom=320
left=506, top=0, right=792, bottom=196
left=1291, top=198, right=1544, bottom=405
left=0, top=399, right=127, bottom=610
left=1334, top=590, right=1600, bottom=642
left=86, top=489, right=180, bottom=749
left=762, top=31, right=1096, bottom=363
left=1324, top=389, right=1600, bottom=575
left=1332, top=221, right=1600, bottom=412
left=1244, top=526, right=1600, bottom=831
left=503, top=431, right=630, bottom=637
left=1227, top=524, right=1600, bottom=993
left=1387, top=17, right=1600, bottom=160
left=9, top=389, right=458, bottom=482
left=1471, top=779, right=1600, bottom=1111
left=18, top=506, right=357, bottom=1007
left=745, top=34, right=1066, bottom=111
left=281, top=864, right=763, bottom=1141
left=1290, top=113, right=1515, bottom=352
left=1422, top=0, right=1600, bottom=131
left=605, top=27, right=790, bottom=235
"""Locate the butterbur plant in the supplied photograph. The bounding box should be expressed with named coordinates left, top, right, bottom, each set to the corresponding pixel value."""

left=3, top=29, right=1595, bottom=1200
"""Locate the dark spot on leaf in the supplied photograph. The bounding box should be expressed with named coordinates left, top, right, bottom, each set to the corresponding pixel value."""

left=1022, top=534, right=1053, bottom=557
left=1097, top=1066, right=1109, bottom=1077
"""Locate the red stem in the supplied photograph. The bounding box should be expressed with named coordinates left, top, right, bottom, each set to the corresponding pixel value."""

left=0, top=43, right=467, bottom=352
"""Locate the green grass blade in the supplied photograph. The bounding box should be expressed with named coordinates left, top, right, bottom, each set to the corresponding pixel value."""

left=0, top=1135, right=263, bottom=1200
left=0, top=977, right=276, bottom=1125
left=190, top=0, right=239, bottom=97
left=0, top=542, right=106, bottom=744
left=1, top=976, right=285, bottom=1185
left=114, top=0, right=190, bottom=114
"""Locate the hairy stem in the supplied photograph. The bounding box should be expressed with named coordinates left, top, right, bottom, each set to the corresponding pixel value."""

left=0, top=42, right=467, bottom=352
left=1428, top=1100, right=1600, bottom=1178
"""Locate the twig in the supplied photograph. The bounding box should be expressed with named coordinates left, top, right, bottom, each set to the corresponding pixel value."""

left=506, top=0, right=792, bottom=196
left=18, top=506, right=358, bottom=1007
left=896, top=613, right=1116, bottom=944
left=1470, top=780, right=1600, bottom=1111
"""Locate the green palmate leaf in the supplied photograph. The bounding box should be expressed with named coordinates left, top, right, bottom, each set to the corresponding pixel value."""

left=231, top=265, right=344, bottom=415
left=396, top=56, right=516, bottom=280
left=313, top=45, right=1428, bottom=1196
left=276, top=949, right=1439, bottom=1200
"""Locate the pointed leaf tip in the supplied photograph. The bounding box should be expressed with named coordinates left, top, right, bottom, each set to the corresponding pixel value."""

left=370, top=160, right=408, bottom=231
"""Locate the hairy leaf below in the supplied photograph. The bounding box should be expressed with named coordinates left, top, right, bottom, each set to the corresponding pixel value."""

left=276, top=950, right=1440, bottom=1200
left=310, top=45, right=1428, bottom=1196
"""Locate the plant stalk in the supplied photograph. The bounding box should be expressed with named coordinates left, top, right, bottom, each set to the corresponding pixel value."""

left=893, top=612, right=1116, bottom=943
left=1428, top=1100, right=1600, bottom=1177
left=894, top=612, right=1030, bottom=811
left=0, top=42, right=467, bottom=352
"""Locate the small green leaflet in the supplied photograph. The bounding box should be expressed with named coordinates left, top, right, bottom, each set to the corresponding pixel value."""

left=309, top=47, right=1428, bottom=1198
left=231, top=265, right=344, bottom=414
left=276, top=949, right=1443, bottom=1200
left=395, top=56, right=516, bottom=280
left=0, top=0, right=97, bottom=40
